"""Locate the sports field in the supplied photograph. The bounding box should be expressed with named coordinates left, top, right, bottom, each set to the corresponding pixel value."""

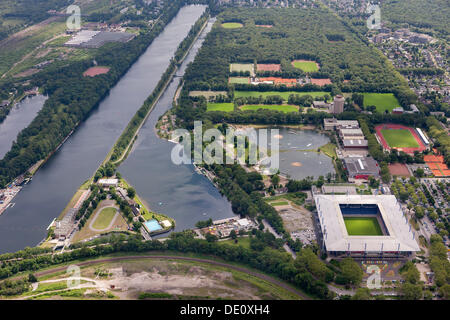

left=234, top=91, right=328, bottom=100
left=222, top=22, right=243, bottom=29
left=362, top=93, right=400, bottom=113
left=207, top=102, right=234, bottom=112
left=230, top=63, right=254, bottom=75
left=229, top=77, right=250, bottom=84
left=240, top=105, right=298, bottom=113
left=291, top=60, right=319, bottom=72
left=92, top=207, right=117, bottom=230
left=344, top=217, right=383, bottom=236
left=380, top=129, right=420, bottom=148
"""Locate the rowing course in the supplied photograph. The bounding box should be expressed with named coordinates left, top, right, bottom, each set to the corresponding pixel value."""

left=0, top=5, right=207, bottom=254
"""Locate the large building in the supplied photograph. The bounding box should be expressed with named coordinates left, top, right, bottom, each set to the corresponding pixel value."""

left=314, top=195, right=420, bottom=258
left=323, top=118, right=359, bottom=131
left=343, top=156, right=380, bottom=180
left=330, top=95, right=345, bottom=114
left=339, top=128, right=365, bottom=140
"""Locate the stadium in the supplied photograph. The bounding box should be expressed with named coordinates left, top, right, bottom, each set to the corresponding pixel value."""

left=314, top=195, right=420, bottom=259
left=374, top=124, right=428, bottom=154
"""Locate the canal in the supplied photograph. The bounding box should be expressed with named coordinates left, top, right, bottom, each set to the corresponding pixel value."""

left=0, top=95, right=47, bottom=159
left=0, top=5, right=208, bottom=253
left=119, top=17, right=235, bottom=236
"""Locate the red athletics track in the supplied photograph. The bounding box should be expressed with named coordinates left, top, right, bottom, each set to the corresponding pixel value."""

left=375, top=123, right=427, bottom=154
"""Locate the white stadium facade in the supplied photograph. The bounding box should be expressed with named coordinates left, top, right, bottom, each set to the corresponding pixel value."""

left=314, top=195, right=420, bottom=259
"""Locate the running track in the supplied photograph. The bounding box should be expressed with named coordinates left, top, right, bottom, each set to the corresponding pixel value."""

left=32, top=255, right=311, bottom=300
left=375, top=124, right=426, bottom=154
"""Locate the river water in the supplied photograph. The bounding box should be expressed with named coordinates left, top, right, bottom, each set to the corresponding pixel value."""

left=119, top=18, right=235, bottom=235
left=0, top=95, right=47, bottom=159
left=0, top=5, right=208, bottom=253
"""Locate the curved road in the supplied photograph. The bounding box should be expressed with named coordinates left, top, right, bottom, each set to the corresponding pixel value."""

left=33, top=254, right=311, bottom=300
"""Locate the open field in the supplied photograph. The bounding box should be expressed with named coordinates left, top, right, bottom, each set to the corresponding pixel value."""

left=381, top=129, right=420, bottom=148
left=228, top=77, right=249, bottom=84
left=219, top=237, right=251, bottom=249
left=221, top=22, right=244, bottom=29
left=230, top=63, right=254, bottom=75
left=291, top=60, right=319, bottom=72
left=207, top=102, right=234, bottom=112
left=92, top=207, right=118, bottom=230
left=362, top=93, right=400, bottom=113
left=257, top=64, right=281, bottom=72
left=240, top=105, right=298, bottom=113
left=344, top=217, right=383, bottom=236
left=72, top=201, right=128, bottom=243
left=12, top=256, right=304, bottom=300
left=83, top=66, right=110, bottom=77
left=234, top=91, right=329, bottom=100
left=388, top=163, right=411, bottom=177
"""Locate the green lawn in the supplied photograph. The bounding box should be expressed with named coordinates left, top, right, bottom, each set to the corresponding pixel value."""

left=234, top=91, right=328, bottom=100
left=291, top=60, right=319, bottom=72
left=220, top=237, right=251, bottom=248
left=230, top=63, right=254, bottom=74
left=362, top=93, right=401, bottom=113
left=207, top=102, right=234, bottom=112
left=380, top=129, right=420, bottom=148
left=222, top=22, right=244, bottom=29
left=229, top=77, right=250, bottom=84
left=344, top=217, right=383, bottom=236
left=92, top=207, right=117, bottom=230
left=270, top=201, right=289, bottom=206
left=240, top=104, right=298, bottom=113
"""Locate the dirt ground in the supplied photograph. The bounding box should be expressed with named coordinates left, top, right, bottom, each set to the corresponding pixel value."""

left=26, top=259, right=296, bottom=300
left=275, top=202, right=316, bottom=245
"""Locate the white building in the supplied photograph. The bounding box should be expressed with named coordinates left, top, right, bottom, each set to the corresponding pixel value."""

left=314, top=195, right=420, bottom=258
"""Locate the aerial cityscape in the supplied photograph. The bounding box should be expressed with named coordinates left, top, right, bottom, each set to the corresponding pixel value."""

left=0, top=0, right=448, bottom=307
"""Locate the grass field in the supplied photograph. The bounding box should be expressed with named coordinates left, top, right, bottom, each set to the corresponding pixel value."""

left=222, top=22, right=244, bottom=29
left=380, top=129, right=420, bottom=148
left=230, top=63, right=254, bottom=75
left=270, top=201, right=289, bottom=206
left=234, top=91, right=328, bottom=100
left=207, top=102, right=234, bottom=112
left=220, top=237, right=252, bottom=249
left=362, top=93, right=400, bottom=113
left=344, top=217, right=383, bottom=236
left=240, top=105, right=298, bottom=113
left=291, top=60, right=319, bottom=72
left=92, top=207, right=117, bottom=230
left=229, top=77, right=249, bottom=84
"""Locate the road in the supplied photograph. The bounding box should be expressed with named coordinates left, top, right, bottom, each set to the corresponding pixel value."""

left=31, top=254, right=311, bottom=300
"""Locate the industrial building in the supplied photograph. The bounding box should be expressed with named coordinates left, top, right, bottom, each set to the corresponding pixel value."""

left=343, top=156, right=380, bottom=180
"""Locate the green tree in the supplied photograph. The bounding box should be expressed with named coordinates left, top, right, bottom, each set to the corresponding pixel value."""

left=127, top=187, right=136, bottom=199
left=351, top=287, right=372, bottom=300
left=339, top=258, right=363, bottom=287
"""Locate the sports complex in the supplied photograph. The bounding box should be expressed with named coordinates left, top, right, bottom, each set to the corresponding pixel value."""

left=314, top=195, right=420, bottom=259
left=375, top=124, right=428, bottom=154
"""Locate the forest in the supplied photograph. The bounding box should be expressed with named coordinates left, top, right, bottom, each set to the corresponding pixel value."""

left=181, top=7, right=412, bottom=95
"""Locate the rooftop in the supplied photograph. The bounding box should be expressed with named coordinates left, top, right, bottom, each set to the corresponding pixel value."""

left=315, top=194, right=420, bottom=252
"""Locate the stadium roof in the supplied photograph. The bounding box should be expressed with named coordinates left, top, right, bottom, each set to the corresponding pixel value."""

left=314, top=195, right=420, bottom=252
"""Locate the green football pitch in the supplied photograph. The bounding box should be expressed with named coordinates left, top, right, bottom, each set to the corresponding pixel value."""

left=344, top=217, right=383, bottom=236
left=380, top=129, right=420, bottom=148
left=207, top=103, right=234, bottom=112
